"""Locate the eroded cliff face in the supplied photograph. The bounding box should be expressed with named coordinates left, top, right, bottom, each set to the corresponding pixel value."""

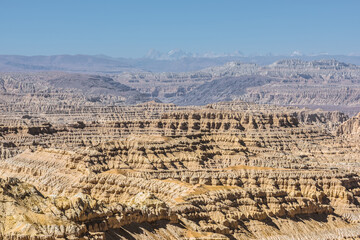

left=337, top=113, right=360, bottom=136
left=0, top=101, right=360, bottom=239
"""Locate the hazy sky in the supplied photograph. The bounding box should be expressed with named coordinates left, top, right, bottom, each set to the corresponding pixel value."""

left=1, top=0, right=359, bottom=57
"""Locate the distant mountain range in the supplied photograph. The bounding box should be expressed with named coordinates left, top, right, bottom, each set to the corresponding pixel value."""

left=0, top=53, right=360, bottom=73
left=144, top=49, right=245, bottom=60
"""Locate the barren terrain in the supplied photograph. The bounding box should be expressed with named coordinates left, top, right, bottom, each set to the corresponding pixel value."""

left=1, top=60, right=360, bottom=239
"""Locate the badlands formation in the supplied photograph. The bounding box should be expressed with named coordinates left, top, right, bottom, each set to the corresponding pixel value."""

left=115, top=59, right=360, bottom=115
left=1, top=60, right=360, bottom=239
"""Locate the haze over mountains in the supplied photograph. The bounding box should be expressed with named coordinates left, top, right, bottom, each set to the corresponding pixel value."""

left=1, top=51, right=360, bottom=73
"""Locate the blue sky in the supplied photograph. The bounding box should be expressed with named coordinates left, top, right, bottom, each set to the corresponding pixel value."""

left=0, top=0, right=359, bottom=57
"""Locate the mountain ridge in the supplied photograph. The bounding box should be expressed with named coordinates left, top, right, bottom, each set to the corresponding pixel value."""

left=1, top=54, right=360, bottom=73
